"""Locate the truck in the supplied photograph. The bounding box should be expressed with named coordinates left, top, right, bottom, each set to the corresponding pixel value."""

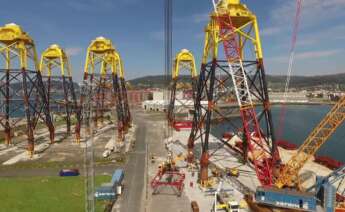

left=215, top=200, right=240, bottom=212
left=228, top=201, right=240, bottom=212
left=94, top=186, right=116, bottom=201
left=111, top=169, right=124, bottom=195
left=111, top=169, right=124, bottom=185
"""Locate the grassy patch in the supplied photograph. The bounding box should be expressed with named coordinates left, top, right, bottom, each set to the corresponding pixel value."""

left=0, top=175, right=111, bottom=212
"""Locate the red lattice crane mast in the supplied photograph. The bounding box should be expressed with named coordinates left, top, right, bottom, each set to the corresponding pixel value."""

left=188, top=0, right=277, bottom=186
left=212, top=0, right=275, bottom=186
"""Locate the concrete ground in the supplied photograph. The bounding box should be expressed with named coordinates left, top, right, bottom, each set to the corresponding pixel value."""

left=113, top=109, right=146, bottom=212
left=144, top=112, right=190, bottom=212
left=0, top=120, right=125, bottom=177
left=114, top=109, right=191, bottom=212
left=3, top=107, right=337, bottom=212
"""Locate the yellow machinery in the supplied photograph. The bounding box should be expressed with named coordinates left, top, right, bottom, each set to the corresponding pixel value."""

left=167, top=49, right=197, bottom=127
left=226, top=167, right=239, bottom=177
left=275, top=95, right=345, bottom=188
left=0, top=23, right=54, bottom=156
left=40, top=44, right=73, bottom=77
left=172, top=49, right=197, bottom=80
left=76, top=36, right=126, bottom=143
left=40, top=44, right=79, bottom=141
left=255, top=96, right=345, bottom=210
left=202, top=0, right=265, bottom=63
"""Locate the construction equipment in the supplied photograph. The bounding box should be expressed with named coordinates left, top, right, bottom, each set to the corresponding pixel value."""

left=0, top=23, right=54, bottom=156
left=150, top=152, right=185, bottom=196
left=226, top=167, right=239, bottom=178
left=255, top=165, right=345, bottom=212
left=167, top=49, right=197, bottom=130
left=307, top=165, right=345, bottom=194
left=188, top=0, right=277, bottom=186
left=255, top=96, right=345, bottom=211
left=307, top=165, right=345, bottom=211
left=211, top=181, right=240, bottom=212
left=255, top=186, right=317, bottom=211
left=275, top=95, right=345, bottom=189
left=40, top=44, right=79, bottom=140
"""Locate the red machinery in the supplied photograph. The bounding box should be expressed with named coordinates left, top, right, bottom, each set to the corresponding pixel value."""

left=151, top=171, right=185, bottom=196
left=150, top=154, right=185, bottom=196
left=187, top=0, right=277, bottom=186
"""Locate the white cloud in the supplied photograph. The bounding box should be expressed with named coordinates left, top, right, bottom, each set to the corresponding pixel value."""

left=65, top=47, right=83, bottom=56
left=294, top=24, right=345, bottom=47
left=271, top=0, right=345, bottom=25
left=296, top=49, right=342, bottom=60
left=263, top=0, right=345, bottom=37
left=267, top=49, right=342, bottom=63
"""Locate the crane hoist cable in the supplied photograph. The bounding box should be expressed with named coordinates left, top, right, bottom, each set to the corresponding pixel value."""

left=277, top=0, right=303, bottom=140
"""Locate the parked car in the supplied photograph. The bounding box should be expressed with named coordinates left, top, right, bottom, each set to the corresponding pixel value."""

left=59, top=169, right=79, bottom=176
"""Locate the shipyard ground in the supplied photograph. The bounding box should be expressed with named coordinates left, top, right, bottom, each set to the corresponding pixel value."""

left=114, top=110, right=190, bottom=212
left=0, top=108, right=193, bottom=212
left=0, top=175, right=110, bottom=212
left=0, top=108, right=341, bottom=212
left=0, top=115, right=132, bottom=211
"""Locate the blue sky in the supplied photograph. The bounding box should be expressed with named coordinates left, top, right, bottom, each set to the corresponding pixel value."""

left=1, top=0, right=345, bottom=81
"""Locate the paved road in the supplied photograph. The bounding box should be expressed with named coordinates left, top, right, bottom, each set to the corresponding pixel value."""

left=116, top=110, right=190, bottom=212
left=114, top=110, right=147, bottom=212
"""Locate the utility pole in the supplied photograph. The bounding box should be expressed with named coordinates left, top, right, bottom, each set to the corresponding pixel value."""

left=84, top=79, right=95, bottom=212
left=164, top=0, right=173, bottom=139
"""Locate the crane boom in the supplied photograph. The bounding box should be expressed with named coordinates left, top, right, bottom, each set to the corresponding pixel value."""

left=276, top=96, right=345, bottom=188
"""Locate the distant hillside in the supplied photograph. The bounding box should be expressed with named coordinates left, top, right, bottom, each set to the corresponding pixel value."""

left=129, top=74, right=345, bottom=91
left=129, top=75, right=193, bottom=88
left=9, top=80, right=80, bottom=98
left=266, top=74, right=345, bottom=90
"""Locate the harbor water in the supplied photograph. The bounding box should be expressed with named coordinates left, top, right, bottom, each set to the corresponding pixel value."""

left=212, top=104, right=345, bottom=163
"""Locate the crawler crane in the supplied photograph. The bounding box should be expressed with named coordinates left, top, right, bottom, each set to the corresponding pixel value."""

left=187, top=0, right=277, bottom=185
left=255, top=96, right=345, bottom=211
